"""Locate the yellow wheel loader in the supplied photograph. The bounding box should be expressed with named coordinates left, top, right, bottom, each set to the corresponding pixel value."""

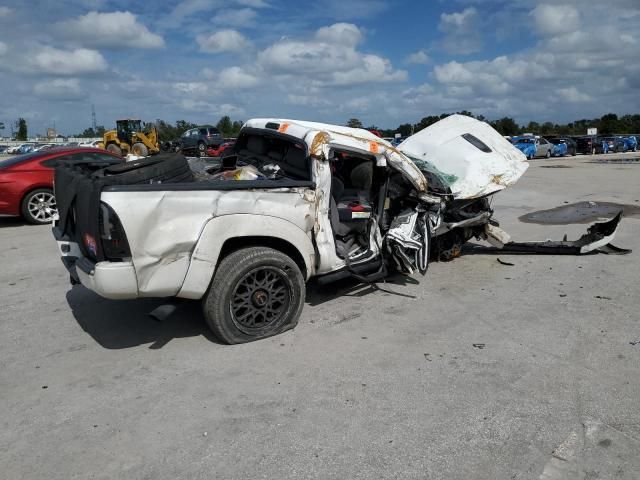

left=103, top=119, right=159, bottom=157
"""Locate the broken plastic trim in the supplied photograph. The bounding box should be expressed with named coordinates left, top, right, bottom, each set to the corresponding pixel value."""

left=487, top=212, right=631, bottom=255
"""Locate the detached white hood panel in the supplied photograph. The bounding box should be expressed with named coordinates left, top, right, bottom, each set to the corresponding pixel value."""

left=398, top=114, right=529, bottom=199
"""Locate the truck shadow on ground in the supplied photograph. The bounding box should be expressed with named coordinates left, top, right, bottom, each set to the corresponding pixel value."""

left=67, top=273, right=421, bottom=349
left=66, top=285, right=222, bottom=349
left=306, top=273, right=420, bottom=306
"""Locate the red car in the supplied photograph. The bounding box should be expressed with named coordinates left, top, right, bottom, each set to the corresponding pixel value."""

left=0, top=147, right=122, bottom=224
left=206, top=139, right=236, bottom=157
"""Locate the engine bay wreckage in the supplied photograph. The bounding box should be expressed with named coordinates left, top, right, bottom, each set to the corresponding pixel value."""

left=53, top=114, right=630, bottom=343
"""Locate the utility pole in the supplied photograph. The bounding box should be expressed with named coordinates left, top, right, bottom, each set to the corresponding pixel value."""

left=91, top=104, right=97, bottom=132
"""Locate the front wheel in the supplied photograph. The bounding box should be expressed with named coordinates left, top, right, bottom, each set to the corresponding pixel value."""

left=197, top=142, right=206, bottom=157
left=545, top=150, right=551, bottom=158
left=21, top=188, right=57, bottom=224
left=106, top=143, right=122, bottom=157
left=131, top=142, right=148, bottom=157
left=203, top=247, right=305, bottom=344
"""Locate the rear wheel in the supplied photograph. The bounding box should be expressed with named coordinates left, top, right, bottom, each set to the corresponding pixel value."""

left=131, top=142, right=148, bottom=157
left=545, top=150, right=551, bottom=158
left=203, top=247, right=305, bottom=344
left=106, top=143, right=122, bottom=157
left=21, top=188, right=57, bottom=225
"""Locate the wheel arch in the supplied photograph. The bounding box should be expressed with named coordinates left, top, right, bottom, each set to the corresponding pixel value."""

left=177, top=214, right=315, bottom=299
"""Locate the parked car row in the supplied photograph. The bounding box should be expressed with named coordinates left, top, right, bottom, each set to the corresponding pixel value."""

left=1, top=141, right=104, bottom=155
left=508, top=134, right=639, bottom=158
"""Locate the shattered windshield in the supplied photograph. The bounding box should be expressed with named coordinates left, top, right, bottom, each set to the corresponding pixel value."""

left=404, top=154, right=458, bottom=193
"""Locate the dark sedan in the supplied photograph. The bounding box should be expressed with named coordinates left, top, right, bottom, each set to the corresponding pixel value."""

left=575, top=136, right=603, bottom=155
left=0, top=147, right=122, bottom=224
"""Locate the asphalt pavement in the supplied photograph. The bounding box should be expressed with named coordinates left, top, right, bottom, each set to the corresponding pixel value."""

left=1, top=153, right=639, bottom=479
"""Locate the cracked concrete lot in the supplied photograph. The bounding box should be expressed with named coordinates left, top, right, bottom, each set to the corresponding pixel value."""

left=1, top=155, right=639, bottom=479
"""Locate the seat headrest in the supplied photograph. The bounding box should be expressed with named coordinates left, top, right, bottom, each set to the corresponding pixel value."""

left=247, top=136, right=268, bottom=154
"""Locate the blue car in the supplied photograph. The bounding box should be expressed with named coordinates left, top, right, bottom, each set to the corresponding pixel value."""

left=621, top=136, right=638, bottom=152
left=550, top=141, right=568, bottom=157
left=601, top=137, right=626, bottom=153
left=511, top=136, right=554, bottom=159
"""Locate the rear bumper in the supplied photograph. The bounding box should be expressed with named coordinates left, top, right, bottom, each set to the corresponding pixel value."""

left=76, top=258, right=139, bottom=300
left=53, top=226, right=138, bottom=299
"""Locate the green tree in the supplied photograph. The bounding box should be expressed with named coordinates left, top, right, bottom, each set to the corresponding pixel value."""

left=15, top=118, right=27, bottom=141
left=79, top=127, right=96, bottom=138
left=346, top=118, right=363, bottom=129
left=231, top=120, right=243, bottom=137
left=490, top=117, right=519, bottom=136
left=216, top=115, right=233, bottom=137
left=599, top=113, right=619, bottom=135
left=174, top=120, right=197, bottom=137
left=396, top=123, right=414, bottom=137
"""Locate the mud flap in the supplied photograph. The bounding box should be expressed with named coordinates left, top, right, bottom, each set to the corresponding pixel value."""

left=486, top=212, right=631, bottom=255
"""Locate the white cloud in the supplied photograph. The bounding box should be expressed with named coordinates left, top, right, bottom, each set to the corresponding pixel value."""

left=258, top=23, right=406, bottom=86
left=57, top=11, right=164, bottom=49
left=0, top=42, right=7, bottom=56
left=33, top=78, right=84, bottom=100
left=235, top=0, right=269, bottom=7
left=440, top=7, right=477, bottom=29
left=531, top=4, right=580, bottom=36
left=0, top=6, right=13, bottom=17
left=199, top=66, right=259, bottom=88
left=217, top=66, right=259, bottom=88
left=30, top=47, right=108, bottom=75
left=558, top=86, right=591, bottom=103
left=438, top=7, right=482, bottom=55
left=197, top=29, right=251, bottom=53
left=315, top=23, right=363, bottom=47
left=406, top=50, right=429, bottom=65
left=212, top=8, right=257, bottom=26
left=162, top=0, right=268, bottom=29
left=286, top=94, right=331, bottom=108
left=180, top=98, right=245, bottom=116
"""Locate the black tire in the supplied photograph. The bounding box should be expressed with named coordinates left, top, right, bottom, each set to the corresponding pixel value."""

left=21, top=188, right=57, bottom=225
left=106, top=143, right=122, bottom=157
left=203, top=247, right=305, bottom=344
left=97, top=153, right=193, bottom=184
left=545, top=149, right=551, bottom=158
left=131, top=142, right=149, bottom=157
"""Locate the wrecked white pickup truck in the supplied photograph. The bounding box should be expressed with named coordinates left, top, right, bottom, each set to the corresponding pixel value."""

left=52, top=115, right=627, bottom=343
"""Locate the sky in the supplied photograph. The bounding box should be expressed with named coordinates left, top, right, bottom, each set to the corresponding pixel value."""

left=0, top=0, right=639, bottom=136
